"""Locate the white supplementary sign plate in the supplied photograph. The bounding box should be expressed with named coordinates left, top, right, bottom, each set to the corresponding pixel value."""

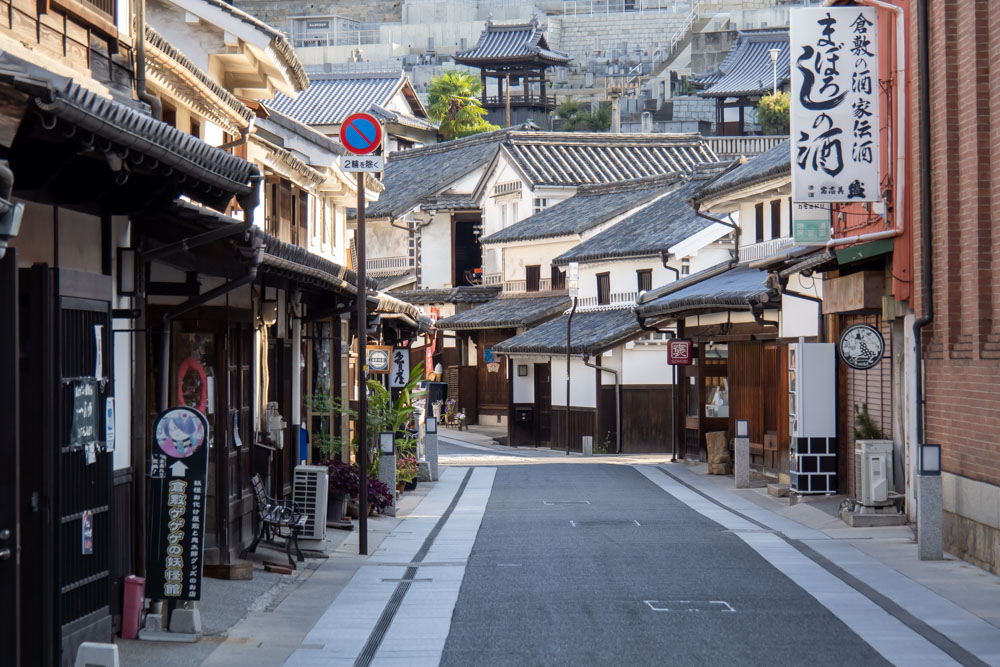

left=340, top=155, right=384, bottom=172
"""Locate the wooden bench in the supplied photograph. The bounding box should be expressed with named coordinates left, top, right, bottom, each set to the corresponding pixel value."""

left=241, top=473, right=307, bottom=568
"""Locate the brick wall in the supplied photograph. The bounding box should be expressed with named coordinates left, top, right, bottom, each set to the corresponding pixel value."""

left=916, top=0, right=1000, bottom=489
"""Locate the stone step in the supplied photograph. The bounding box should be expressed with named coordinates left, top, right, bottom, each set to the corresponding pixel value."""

left=767, top=483, right=790, bottom=497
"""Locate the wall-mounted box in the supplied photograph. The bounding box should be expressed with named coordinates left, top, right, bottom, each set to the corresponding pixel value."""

left=822, top=271, right=884, bottom=314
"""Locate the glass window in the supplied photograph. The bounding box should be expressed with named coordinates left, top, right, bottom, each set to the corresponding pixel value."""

left=704, top=376, right=729, bottom=418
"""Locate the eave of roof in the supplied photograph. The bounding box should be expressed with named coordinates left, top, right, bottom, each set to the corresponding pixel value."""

left=4, top=53, right=256, bottom=197
left=693, top=140, right=790, bottom=205
left=493, top=307, right=641, bottom=355
left=454, top=18, right=571, bottom=66
left=144, top=25, right=254, bottom=134
left=635, top=262, right=776, bottom=319
left=188, top=0, right=308, bottom=92
left=436, top=293, right=569, bottom=330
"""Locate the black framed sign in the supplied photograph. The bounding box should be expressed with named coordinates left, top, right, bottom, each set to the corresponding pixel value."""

left=838, top=323, right=884, bottom=370
left=147, top=406, right=210, bottom=600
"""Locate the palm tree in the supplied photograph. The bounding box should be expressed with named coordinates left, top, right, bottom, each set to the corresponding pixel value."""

left=427, top=70, right=499, bottom=140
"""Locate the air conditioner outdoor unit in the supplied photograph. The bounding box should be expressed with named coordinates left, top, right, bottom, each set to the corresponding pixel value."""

left=855, top=440, right=894, bottom=507
left=293, top=465, right=329, bottom=541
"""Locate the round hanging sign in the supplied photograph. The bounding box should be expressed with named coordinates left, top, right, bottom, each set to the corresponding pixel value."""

left=339, top=112, right=383, bottom=155
left=839, top=323, right=885, bottom=370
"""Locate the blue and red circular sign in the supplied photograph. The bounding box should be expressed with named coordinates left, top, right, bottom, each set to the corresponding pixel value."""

left=340, top=112, right=383, bottom=155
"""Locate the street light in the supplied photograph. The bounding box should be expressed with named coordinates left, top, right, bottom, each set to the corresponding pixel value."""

left=768, top=48, right=781, bottom=95
left=565, top=262, right=579, bottom=456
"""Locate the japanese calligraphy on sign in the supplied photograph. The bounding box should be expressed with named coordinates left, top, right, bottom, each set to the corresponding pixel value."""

left=791, top=7, right=879, bottom=202
left=147, top=406, right=209, bottom=601
left=390, top=348, right=410, bottom=388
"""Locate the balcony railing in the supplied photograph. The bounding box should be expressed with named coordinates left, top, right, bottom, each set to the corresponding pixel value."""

left=739, top=237, right=794, bottom=263
left=483, top=94, right=557, bottom=110
left=503, top=277, right=556, bottom=294
left=704, top=135, right=789, bottom=160
left=483, top=272, right=502, bottom=286
left=576, top=291, right=638, bottom=309
left=366, top=256, right=410, bottom=276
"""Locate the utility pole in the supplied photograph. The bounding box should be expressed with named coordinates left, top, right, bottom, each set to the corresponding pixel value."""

left=565, top=262, right=579, bottom=455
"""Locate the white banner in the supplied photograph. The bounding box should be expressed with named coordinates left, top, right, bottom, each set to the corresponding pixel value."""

left=791, top=7, right=879, bottom=202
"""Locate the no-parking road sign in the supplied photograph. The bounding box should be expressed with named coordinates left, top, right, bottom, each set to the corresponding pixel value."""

left=340, top=112, right=383, bottom=155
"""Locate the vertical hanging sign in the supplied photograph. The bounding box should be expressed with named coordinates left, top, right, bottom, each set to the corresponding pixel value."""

left=390, top=348, right=410, bottom=388
left=791, top=7, right=879, bottom=202
left=147, top=406, right=210, bottom=600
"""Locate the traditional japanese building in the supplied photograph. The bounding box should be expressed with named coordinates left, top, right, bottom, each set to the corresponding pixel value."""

left=694, top=29, right=790, bottom=136
left=453, top=17, right=571, bottom=128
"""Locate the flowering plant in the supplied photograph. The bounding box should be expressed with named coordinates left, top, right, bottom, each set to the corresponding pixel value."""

left=367, top=477, right=394, bottom=513
left=396, top=454, right=419, bottom=485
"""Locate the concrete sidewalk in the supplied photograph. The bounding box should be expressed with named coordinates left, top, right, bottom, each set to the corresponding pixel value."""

left=652, top=462, right=1000, bottom=665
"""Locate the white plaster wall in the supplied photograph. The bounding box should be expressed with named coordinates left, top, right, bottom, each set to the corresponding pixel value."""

left=148, top=0, right=220, bottom=75
left=551, top=357, right=597, bottom=409
left=512, top=362, right=534, bottom=403
left=368, top=219, right=409, bottom=259
left=502, top=239, right=576, bottom=283
left=623, top=346, right=674, bottom=386
left=420, top=212, right=453, bottom=289
left=110, top=216, right=132, bottom=471
left=204, top=121, right=224, bottom=148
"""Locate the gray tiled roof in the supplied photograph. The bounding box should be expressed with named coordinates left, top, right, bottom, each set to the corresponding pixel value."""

left=503, top=132, right=721, bottom=187
left=552, top=179, right=716, bottom=265
left=694, top=140, right=790, bottom=204
left=635, top=263, right=774, bottom=319
left=267, top=72, right=421, bottom=126
left=493, top=308, right=641, bottom=355
left=370, top=103, right=439, bottom=132
left=419, top=194, right=479, bottom=211
left=436, top=294, right=569, bottom=330
left=454, top=18, right=570, bottom=66
left=483, top=174, right=681, bottom=245
left=390, top=286, right=501, bottom=305
left=366, top=130, right=510, bottom=219
left=698, top=30, right=790, bottom=99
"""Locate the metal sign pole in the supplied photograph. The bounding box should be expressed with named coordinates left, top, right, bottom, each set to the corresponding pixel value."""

left=356, top=171, right=368, bottom=554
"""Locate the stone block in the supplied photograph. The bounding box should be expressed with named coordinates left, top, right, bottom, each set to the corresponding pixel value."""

left=708, top=462, right=731, bottom=476
left=74, top=642, right=119, bottom=667
left=169, top=607, right=202, bottom=635
left=706, top=431, right=728, bottom=464
left=767, top=483, right=790, bottom=497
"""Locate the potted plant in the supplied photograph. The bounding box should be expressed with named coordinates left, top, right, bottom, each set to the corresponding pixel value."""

left=396, top=453, right=419, bottom=492
left=321, top=458, right=359, bottom=526
left=367, top=477, right=394, bottom=515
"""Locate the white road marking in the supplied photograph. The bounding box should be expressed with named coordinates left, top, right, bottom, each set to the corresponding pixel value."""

left=635, top=465, right=960, bottom=667
left=644, top=600, right=735, bottom=613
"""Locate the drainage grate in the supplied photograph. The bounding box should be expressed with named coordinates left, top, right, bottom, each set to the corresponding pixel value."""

left=354, top=469, right=474, bottom=667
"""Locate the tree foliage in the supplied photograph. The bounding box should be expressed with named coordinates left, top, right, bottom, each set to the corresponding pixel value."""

left=427, top=70, right=499, bottom=140
left=555, top=99, right=611, bottom=132
left=757, top=91, right=790, bottom=135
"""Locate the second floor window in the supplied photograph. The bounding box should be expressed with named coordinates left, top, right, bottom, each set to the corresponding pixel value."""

left=551, top=265, right=566, bottom=290
left=526, top=265, right=541, bottom=292
left=597, top=272, right=611, bottom=305
left=534, top=198, right=548, bottom=214
left=771, top=199, right=782, bottom=240
left=681, top=257, right=690, bottom=275
left=755, top=203, right=765, bottom=243
left=637, top=269, right=652, bottom=293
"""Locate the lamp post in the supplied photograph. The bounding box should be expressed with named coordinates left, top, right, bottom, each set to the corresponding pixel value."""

left=768, top=48, right=780, bottom=95
left=565, top=262, right=579, bottom=455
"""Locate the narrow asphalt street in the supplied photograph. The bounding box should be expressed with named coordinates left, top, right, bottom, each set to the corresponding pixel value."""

left=440, top=460, right=889, bottom=666
left=161, top=433, right=1000, bottom=667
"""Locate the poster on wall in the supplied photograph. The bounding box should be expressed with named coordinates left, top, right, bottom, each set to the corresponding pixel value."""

left=70, top=379, right=98, bottom=447
left=790, top=7, right=879, bottom=202
left=146, top=406, right=209, bottom=601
